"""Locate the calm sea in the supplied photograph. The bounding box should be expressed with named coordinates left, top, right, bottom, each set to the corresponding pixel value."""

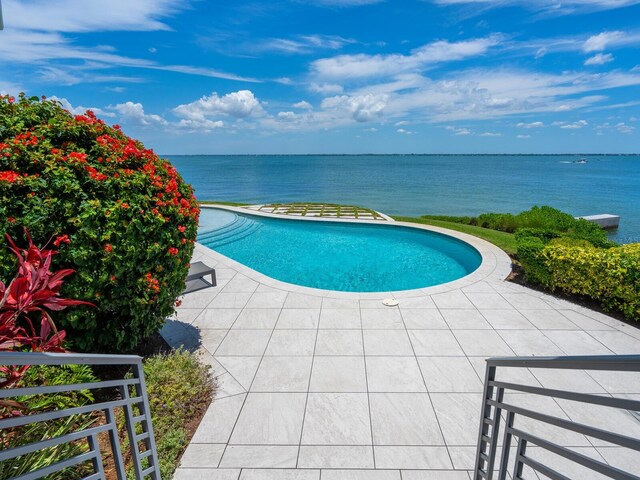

left=167, top=155, right=640, bottom=243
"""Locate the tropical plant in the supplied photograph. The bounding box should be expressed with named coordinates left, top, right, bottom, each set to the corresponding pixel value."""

left=0, top=229, right=93, bottom=394
left=0, top=93, right=199, bottom=352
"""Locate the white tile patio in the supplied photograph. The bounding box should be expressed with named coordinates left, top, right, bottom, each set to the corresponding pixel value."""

left=168, top=219, right=640, bottom=479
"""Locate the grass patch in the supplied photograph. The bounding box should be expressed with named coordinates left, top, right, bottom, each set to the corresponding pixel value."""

left=393, top=215, right=518, bottom=255
left=199, top=200, right=250, bottom=206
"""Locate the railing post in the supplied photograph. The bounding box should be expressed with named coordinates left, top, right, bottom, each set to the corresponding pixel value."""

left=474, top=362, right=501, bottom=480
left=105, top=406, right=127, bottom=480
left=132, top=359, right=161, bottom=480
left=512, top=437, right=527, bottom=480
left=497, top=410, right=515, bottom=480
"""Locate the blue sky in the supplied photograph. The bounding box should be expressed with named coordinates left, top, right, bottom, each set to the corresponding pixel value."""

left=1, top=0, right=639, bottom=154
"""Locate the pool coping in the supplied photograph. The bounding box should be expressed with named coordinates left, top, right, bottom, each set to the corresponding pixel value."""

left=195, top=204, right=514, bottom=299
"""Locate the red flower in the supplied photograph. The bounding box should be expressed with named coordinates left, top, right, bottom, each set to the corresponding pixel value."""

left=104, top=244, right=113, bottom=253
left=53, top=234, right=70, bottom=247
left=177, top=225, right=186, bottom=233
left=0, top=171, right=20, bottom=183
left=121, top=203, right=130, bottom=209
left=168, top=247, right=179, bottom=256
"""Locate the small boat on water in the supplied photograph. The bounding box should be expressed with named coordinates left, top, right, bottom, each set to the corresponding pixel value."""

left=573, top=158, right=588, bottom=164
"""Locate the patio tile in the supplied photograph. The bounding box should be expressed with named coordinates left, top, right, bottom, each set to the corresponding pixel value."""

left=240, top=469, right=320, bottom=480
left=301, top=393, right=372, bottom=445
left=173, top=469, right=240, bottom=480
left=193, top=309, right=242, bottom=329
left=309, top=356, right=367, bottom=392
left=216, top=356, right=262, bottom=390
left=417, top=357, right=483, bottom=392
left=191, top=394, right=246, bottom=443
left=408, top=330, right=465, bottom=356
left=361, top=309, right=405, bottom=329
left=370, top=393, right=444, bottom=445
left=496, top=330, right=564, bottom=356
left=251, top=356, right=313, bottom=392
left=519, top=309, right=579, bottom=330
left=559, top=310, right=614, bottom=330
left=586, top=330, right=640, bottom=354
left=283, top=292, right=322, bottom=309
left=179, top=443, right=225, bottom=468
left=480, top=309, right=535, bottom=330
left=461, top=282, right=496, bottom=293
left=173, top=308, right=203, bottom=324
left=208, top=292, right=253, bottom=309
left=401, top=309, right=449, bottom=329
left=277, top=309, right=320, bottom=329
left=466, top=293, right=514, bottom=310
left=541, top=331, right=613, bottom=355
left=401, top=471, right=470, bottom=480
left=321, top=470, right=400, bottom=480
left=374, top=446, right=452, bottom=469
left=200, top=329, right=229, bottom=354
left=179, top=289, right=220, bottom=309
left=554, top=395, right=640, bottom=446
left=297, top=446, right=374, bottom=469
left=586, top=370, right=640, bottom=393
left=430, top=393, right=483, bottom=445
left=230, top=393, right=306, bottom=444
left=503, top=393, right=592, bottom=446
left=363, top=330, right=414, bottom=355
left=232, top=309, right=281, bottom=329
left=322, top=298, right=360, bottom=309
left=525, top=446, right=610, bottom=480
left=246, top=291, right=288, bottom=309
left=319, top=309, right=361, bottom=329
left=596, top=446, right=640, bottom=474
left=440, top=310, right=492, bottom=330
left=501, top=293, right=553, bottom=309
left=266, top=330, right=317, bottom=356
left=398, top=296, right=437, bottom=308
left=215, top=373, right=246, bottom=398
left=219, top=445, right=298, bottom=468
left=453, top=330, right=514, bottom=357
left=530, top=368, right=606, bottom=394
left=432, top=291, right=475, bottom=309
left=215, top=330, right=272, bottom=356
left=315, top=329, right=364, bottom=355
left=467, top=357, right=541, bottom=386
left=222, top=276, right=260, bottom=293
left=366, top=356, right=427, bottom=392
left=360, top=299, right=395, bottom=308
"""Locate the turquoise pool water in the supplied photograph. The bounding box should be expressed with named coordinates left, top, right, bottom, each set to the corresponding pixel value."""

left=198, top=208, right=482, bottom=292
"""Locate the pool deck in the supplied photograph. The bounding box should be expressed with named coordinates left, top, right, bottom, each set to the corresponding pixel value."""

left=165, top=209, right=640, bottom=480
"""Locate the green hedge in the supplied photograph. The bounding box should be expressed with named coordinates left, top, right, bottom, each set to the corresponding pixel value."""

left=0, top=94, right=199, bottom=352
left=518, top=238, right=640, bottom=320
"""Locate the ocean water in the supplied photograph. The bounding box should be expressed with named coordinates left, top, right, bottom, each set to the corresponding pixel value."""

left=168, top=155, right=640, bottom=243
left=197, top=208, right=481, bottom=292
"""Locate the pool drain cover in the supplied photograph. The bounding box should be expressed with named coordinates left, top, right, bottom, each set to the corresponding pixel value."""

left=382, top=298, right=399, bottom=307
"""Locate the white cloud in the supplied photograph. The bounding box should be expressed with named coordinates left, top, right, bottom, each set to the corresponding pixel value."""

left=50, top=96, right=114, bottom=117
left=445, top=126, right=472, bottom=135
left=517, top=134, right=531, bottom=138
left=554, top=120, right=588, bottom=129
left=307, top=0, right=384, bottom=6
left=310, top=35, right=503, bottom=80
left=321, top=93, right=388, bottom=122
left=395, top=120, right=410, bottom=126
left=293, top=101, right=313, bottom=110
left=517, top=121, right=544, bottom=128
left=3, top=0, right=181, bottom=32
left=583, top=31, right=624, bottom=52
left=173, top=90, right=264, bottom=124
left=260, top=35, right=354, bottom=54
left=584, top=53, right=614, bottom=66
left=432, top=0, right=640, bottom=16
left=309, top=83, right=344, bottom=94
left=112, top=101, right=167, bottom=126
left=396, top=128, right=413, bottom=134
left=615, top=122, right=635, bottom=133
left=479, top=132, right=502, bottom=136
left=277, top=111, right=299, bottom=121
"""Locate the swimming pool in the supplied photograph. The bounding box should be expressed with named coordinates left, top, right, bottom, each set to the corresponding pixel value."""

left=198, top=208, right=482, bottom=292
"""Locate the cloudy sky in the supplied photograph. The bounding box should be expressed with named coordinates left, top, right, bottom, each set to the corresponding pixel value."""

left=2, top=0, right=639, bottom=153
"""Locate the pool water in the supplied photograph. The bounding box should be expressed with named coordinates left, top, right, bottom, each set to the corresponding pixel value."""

left=198, top=208, right=482, bottom=292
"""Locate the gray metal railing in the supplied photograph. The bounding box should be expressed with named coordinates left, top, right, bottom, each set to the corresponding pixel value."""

left=474, top=355, right=640, bottom=480
left=0, top=352, right=161, bottom=480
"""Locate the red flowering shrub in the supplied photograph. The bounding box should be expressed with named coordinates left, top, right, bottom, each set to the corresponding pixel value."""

left=0, top=94, right=199, bottom=352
